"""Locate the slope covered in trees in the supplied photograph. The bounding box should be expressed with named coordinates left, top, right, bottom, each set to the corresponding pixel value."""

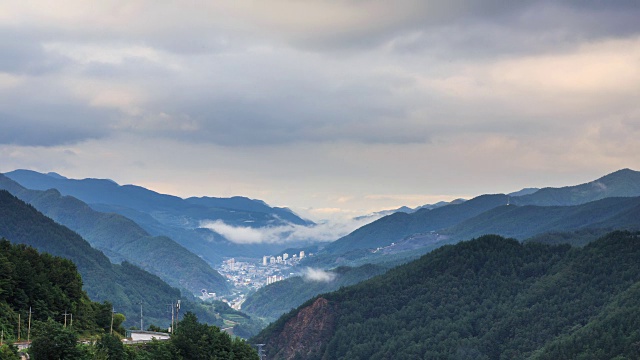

left=0, top=174, right=229, bottom=295
left=0, top=239, right=119, bottom=343
left=253, top=231, right=640, bottom=359
left=0, top=190, right=185, bottom=327
left=242, top=264, right=388, bottom=321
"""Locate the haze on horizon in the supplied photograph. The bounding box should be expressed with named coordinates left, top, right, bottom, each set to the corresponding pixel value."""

left=1, top=1, right=639, bottom=221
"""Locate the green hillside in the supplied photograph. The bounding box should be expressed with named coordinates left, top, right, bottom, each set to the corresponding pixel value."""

left=0, top=239, right=118, bottom=341
left=0, top=190, right=184, bottom=327
left=0, top=174, right=229, bottom=296
left=253, top=231, right=640, bottom=359
left=242, top=264, right=388, bottom=321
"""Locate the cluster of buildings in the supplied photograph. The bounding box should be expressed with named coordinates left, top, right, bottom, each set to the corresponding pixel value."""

left=213, top=251, right=312, bottom=309
left=262, top=250, right=306, bottom=266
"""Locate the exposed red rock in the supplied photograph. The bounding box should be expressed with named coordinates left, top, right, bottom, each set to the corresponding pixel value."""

left=269, top=297, right=336, bottom=360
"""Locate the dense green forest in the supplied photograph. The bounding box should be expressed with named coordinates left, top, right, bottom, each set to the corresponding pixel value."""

left=243, top=264, right=388, bottom=321
left=0, top=239, right=122, bottom=343
left=23, top=312, right=259, bottom=360
left=0, top=248, right=258, bottom=360
left=253, top=231, right=640, bottom=359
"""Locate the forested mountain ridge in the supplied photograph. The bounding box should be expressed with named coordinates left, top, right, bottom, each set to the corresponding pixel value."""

left=0, top=190, right=181, bottom=327
left=0, top=174, right=229, bottom=296
left=253, top=231, right=640, bottom=359
left=0, top=239, right=121, bottom=340
left=5, top=169, right=315, bottom=263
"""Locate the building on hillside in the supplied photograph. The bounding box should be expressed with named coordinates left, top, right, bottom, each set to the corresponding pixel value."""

left=126, top=330, right=171, bottom=342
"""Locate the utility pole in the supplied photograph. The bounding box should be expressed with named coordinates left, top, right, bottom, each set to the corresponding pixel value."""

left=140, top=302, right=143, bottom=331
left=27, top=307, right=32, bottom=343
left=175, top=300, right=181, bottom=331
left=167, top=303, right=175, bottom=334
left=17, top=314, right=20, bottom=341
left=110, top=307, right=115, bottom=335
left=63, top=311, right=70, bottom=328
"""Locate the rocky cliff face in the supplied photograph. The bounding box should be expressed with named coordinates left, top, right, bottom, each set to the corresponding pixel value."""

left=267, top=297, right=336, bottom=360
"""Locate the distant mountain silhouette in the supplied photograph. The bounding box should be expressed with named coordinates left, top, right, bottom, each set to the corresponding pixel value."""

left=513, top=168, right=640, bottom=206
left=5, top=169, right=315, bottom=263
left=0, top=174, right=229, bottom=296
left=312, top=169, right=640, bottom=265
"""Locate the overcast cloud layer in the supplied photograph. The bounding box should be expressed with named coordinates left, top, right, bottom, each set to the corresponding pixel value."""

left=1, top=1, right=640, bottom=220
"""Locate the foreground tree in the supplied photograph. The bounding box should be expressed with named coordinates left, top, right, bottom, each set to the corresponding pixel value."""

left=172, top=312, right=258, bottom=360
left=95, top=333, right=125, bottom=360
left=29, top=319, right=85, bottom=360
left=0, top=344, right=20, bottom=360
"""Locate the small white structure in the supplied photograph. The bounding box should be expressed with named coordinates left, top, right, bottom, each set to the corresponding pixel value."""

left=127, top=330, right=171, bottom=342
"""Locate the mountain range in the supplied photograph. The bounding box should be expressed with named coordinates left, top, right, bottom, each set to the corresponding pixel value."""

left=306, top=168, right=640, bottom=267
left=5, top=169, right=315, bottom=264
left=4, top=166, right=640, bottom=341
left=0, top=173, right=229, bottom=296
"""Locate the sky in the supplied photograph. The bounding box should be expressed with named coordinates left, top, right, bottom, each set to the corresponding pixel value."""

left=1, top=0, right=640, bottom=222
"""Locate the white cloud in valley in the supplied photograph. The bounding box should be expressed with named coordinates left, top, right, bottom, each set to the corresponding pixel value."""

left=199, top=216, right=381, bottom=244
left=301, top=268, right=337, bottom=283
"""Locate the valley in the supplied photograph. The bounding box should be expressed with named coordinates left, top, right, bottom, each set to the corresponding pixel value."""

left=3, top=4, right=638, bottom=358
left=213, top=252, right=311, bottom=310
left=3, top=167, right=640, bottom=359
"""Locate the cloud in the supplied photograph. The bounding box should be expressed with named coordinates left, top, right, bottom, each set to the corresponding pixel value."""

left=301, top=267, right=336, bottom=283
left=1, top=0, right=640, bottom=219
left=199, top=216, right=381, bottom=245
